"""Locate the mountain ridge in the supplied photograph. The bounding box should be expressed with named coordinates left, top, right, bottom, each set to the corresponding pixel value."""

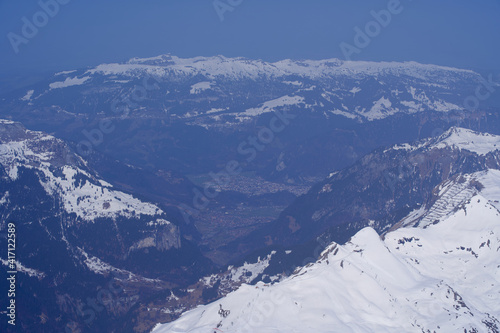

left=0, top=120, right=214, bottom=332
left=152, top=168, right=500, bottom=333
left=89, top=53, right=480, bottom=80
left=218, top=126, right=500, bottom=260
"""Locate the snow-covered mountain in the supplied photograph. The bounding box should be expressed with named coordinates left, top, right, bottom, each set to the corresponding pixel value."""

left=113, top=54, right=476, bottom=80
left=11, top=54, right=491, bottom=125
left=2, top=54, right=498, bottom=184
left=0, top=119, right=165, bottom=223
left=151, top=169, right=500, bottom=333
left=215, top=126, right=500, bottom=269
left=1, top=54, right=500, bottom=332
left=0, top=120, right=213, bottom=332
left=391, top=126, right=500, bottom=155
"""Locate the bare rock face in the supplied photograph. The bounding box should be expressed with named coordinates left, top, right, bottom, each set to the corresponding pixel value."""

left=156, top=223, right=181, bottom=251
left=128, top=220, right=181, bottom=253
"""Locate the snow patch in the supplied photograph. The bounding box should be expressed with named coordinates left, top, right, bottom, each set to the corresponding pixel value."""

left=362, top=97, right=396, bottom=121
left=433, top=127, right=500, bottom=155
left=49, top=76, right=90, bottom=89
left=1, top=259, right=45, bottom=279
left=21, top=90, right=34, bottom=101
left=349, top=87, right=361, bottom=95
left=243, top=95, right=305, bottom=117
left=190, top=81, right=212, bottom=94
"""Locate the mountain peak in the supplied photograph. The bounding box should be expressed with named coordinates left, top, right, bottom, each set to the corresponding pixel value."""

left=390, top=127, right=500, bottom=156
left=433, top=127, right=500, bottom=155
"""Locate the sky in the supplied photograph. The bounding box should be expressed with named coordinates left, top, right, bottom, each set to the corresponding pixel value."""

left=0, top=0, right=499, bottom=80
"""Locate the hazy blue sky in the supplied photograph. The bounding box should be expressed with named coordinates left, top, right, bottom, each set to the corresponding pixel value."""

left=0, top=0, right=499, bottom=78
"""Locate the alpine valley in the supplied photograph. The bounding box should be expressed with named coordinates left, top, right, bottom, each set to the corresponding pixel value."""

left=0, top=54, right=499, bottom=332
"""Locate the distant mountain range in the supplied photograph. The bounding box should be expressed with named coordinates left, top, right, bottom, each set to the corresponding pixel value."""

left=6, top=54, right=494, bottom=124
left=1, top=54, right=499, bottom=180
left=1, top=54, right=499, bottom=332
left=2, top=55, right=499, bottom=257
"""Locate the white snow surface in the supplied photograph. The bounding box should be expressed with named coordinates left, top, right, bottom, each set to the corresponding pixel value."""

left=329, top=109, right=358, bottom=119
left=392, top=127, right=500, bottom=156
left=362, top=96, right=395, bottom=121
left=349, top=87, right=361, bottom=95
left=1, top=259, right=45, bottom=279
left=49, top=76, right=90, bottom=89
left=282, top=80, right=302, bottom=86
left=228, top=251, right=276, bottom=283
left=87, top=55, right=478, bottom=83
left=190, top=81, right=212, bottom=94
left=477, top=169, right=500, bottom=210
left=0, top=191, right=9, bottom=205
left=55, top=70, right=77, bottom=76
left=78, top=247, right=161, bottom=282
left=38, top=165, right=163, bottom=221
left=152, top=179, right=500, bottom=332
left=243, top=95, right=305, bottom=116
left=201, top=252, right=278, bottom=290
left=401, top=170, right=500, bottom=229
left=432, top=127, right=500, bottom=155
left=21, top=90, right=34, bottom=101
left=0, top=124, right=164, bottom=222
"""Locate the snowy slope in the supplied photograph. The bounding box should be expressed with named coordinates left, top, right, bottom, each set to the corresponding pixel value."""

left=152, top=172, right=500, bottom=333
left=433, top=127, right=500, bottom=155
left=400, top=170, right=500, bottom=229
left=392, top=127, right=500, bottom=156
left=0, top=120, right=165, bottom=222
left=86, top=55, right=480, bottom=123
left=0, top=120, right=213, bottom=333
left=15, top=54, right=489, bottom=127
